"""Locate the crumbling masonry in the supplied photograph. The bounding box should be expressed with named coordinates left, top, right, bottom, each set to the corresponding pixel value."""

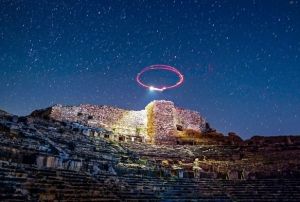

left=37, top=100, right=207, bottom=144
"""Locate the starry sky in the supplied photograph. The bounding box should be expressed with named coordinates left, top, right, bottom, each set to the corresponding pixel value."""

left=1, top=0, right=300, bottom=139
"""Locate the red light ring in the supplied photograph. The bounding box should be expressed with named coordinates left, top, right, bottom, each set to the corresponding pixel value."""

left=136, top=64, right=184, bottom=91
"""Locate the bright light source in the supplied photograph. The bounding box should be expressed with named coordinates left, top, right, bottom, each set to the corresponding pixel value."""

left=149, top=86, right=155, bottom=91
left=149, top=86, right=165, bottom=92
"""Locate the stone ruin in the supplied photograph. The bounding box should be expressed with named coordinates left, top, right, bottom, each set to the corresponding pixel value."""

left=32, top=100, right=207, bottom=144
left=1, top=102, right=300, bottom=201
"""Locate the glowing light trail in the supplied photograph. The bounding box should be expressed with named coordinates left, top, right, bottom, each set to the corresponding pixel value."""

left=136, top=64, right=184, bottom=92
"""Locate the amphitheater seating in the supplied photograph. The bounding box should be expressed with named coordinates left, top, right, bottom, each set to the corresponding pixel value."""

left=1, top=114, right=300, bottom=201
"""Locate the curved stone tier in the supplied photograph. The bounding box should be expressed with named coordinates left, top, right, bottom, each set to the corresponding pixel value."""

left=0, top=103, right=300, bottom=201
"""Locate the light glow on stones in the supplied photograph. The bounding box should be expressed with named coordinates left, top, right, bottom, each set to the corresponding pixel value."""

left=136, top=64, right=184, bottom=92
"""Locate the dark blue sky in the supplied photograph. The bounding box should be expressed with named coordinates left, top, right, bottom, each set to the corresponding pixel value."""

left=1, top=0, right=299, bottom=138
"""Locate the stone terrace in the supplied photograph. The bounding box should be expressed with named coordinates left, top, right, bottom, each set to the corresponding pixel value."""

left=0, top=108, right=300, bottom=201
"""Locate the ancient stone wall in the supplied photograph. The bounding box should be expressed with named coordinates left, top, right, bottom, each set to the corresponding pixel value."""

left=145, top=102, right=155, bottom=143
left=145, top=100, right=207, bottom=144
left=146, top=100, right=177, bottom=144
left=48, top=104, right=147, bottom=139
left=175, top=107, right=206, bottom=132
left=50, top=104, right=126, bottom=128
left=36, top=100, right=206, bottom=144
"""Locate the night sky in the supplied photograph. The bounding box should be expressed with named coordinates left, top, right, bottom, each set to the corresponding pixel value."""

left=1, top=0, right=300, bottom=139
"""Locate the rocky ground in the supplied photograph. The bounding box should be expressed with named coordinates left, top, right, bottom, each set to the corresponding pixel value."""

left=0, top=107, right=300, bottom=201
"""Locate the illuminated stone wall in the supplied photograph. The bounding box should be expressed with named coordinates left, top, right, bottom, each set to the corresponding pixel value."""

left=45, top=101, right=207, bottom=144
left=146, top=100, right=207, bottom=144
left=145, top=102, right=155, bottom=143
left=175, top=107, right=206, bottom=132
left=146, top=100, right=177, bottom=144
left=49, top=104, right=147, bottom=140
left=50, top=104, right=126, bottom=128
